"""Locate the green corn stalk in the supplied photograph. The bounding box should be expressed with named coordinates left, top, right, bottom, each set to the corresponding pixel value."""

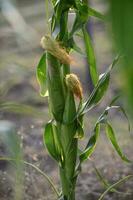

left=36, top=1, right=132, bottom=200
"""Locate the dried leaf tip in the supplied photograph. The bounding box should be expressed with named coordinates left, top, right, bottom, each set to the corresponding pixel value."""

left=65, top=73, right=83, bottom=100
left=40, top=35, right=73, bottom=65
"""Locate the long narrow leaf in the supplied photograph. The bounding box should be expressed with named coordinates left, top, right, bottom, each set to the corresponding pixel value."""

left=104, top=104, right=130, bottom=133
left=83, top=27, right=98, bottom=86
left=0, top=102, right=44, bottom=118
left=44, top=120, right=63, bottom=163
left=0, top=121, right=23, bottom=200
left=98, top=175, right=133, bottom=200
left=44, top=121, right=58, bottom=162
left=78, top=55, right=120, bottom=115
left=75, top=117, right=84, bottom=139
left=96, top=93, right=130, bottom=133
left=92, top=162, right=122, bottom=194
left=105, top=122, right=131, bottom=163
left=0, top=157, right=60, bottom=197
left=118, top=106, right=131, bottom=132
left=88, top=7, right=106, bottom=20
left=79, top=123, right=100, bottom=162
left=36, top=53, right=48, bottom=97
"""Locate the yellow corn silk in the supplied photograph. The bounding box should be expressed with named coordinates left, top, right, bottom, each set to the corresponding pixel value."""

left=65, top=73, right=83, bottom=100
left=41, top=35, right=73, bottom=65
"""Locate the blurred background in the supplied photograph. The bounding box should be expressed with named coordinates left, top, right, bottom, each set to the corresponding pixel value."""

left=0, top=0, right=133, bottom=200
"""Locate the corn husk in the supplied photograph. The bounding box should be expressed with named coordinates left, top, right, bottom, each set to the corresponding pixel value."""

left=65, top=73, right=83, bottom=100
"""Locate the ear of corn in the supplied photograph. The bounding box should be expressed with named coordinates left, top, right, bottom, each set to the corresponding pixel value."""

left=41, top=36, right=73, bottom=65
left=65, top=74, right=83, bottom=100
left=46, top=53, right=65, bottom=122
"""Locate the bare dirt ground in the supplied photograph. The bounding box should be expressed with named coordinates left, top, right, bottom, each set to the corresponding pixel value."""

left=0, top=0, right=133, bottom=199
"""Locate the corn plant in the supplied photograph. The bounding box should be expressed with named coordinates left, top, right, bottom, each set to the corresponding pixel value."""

left=36, top=0, right=132, bottom=199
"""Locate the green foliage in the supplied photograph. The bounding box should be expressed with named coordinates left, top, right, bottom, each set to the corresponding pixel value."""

left=79, top=123, right=100, bottom=162
left=0, top=0, right=133, bottom=200
left=36, top=53, right=48, bottom=97
left=78, top=55, right=120, bottom=116
left=1, top=1, right=132, bottom=200
left=0, top=102, right=44, bottom=118
left=0, top=121, right=23, bottom=200
left=109, top=0, right=133, bottom=113
left=0, top=121, right=21, bottom=162
left=44, top=120, right=63, bottom=163
left=83, top=27, right=98, bottom=86
left=106, top=123, right=131, bottom=163
left=87, top=6, right=105, bottom=20
left=0, top=0, right=132, bottom=200
left=36, top=1, right=132, bottom=199
left=98, top=175, right=133, bottom=200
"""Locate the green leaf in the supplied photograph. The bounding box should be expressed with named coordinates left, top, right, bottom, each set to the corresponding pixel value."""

left=70, top=4, right=105, bottom=37
left=51, top=14, right=60, bottom=37
left=75, top=0, right=105, bottom=20
left=109, top=1, right=133, bottom=112
left=88, top=7, right=106, bottom=20
left=44, top=121, right=58, bottom=161
left=0, top=102, right=44, bottom=118
left=80, top=73, right=109, bottom=115
left=52, top=0, right=70, bottom=40
left=98, top=175, right=133, bottom=200
left=68, top=37, right=85, bottom=56
left=43, top=120, right=63, bottom=163
left=70, top=12, right=84, bottom=37
left=0, top=121, right=21, bottom=160
left=70, top=3, right=89, bottom=37
left=36, top=53, right=48, bottom=97
left=0, top=157, right=60, bottom=198
left=74, top=116, right=84, bottom=139
left=92, top=161, right=121, bottom=194
left=78, top=55, right=120, bottom=115
left=105, top=122, right=131, bottom=163
left=118, top=106, right=131, bottom=132
left=0, top=121, right=23, bottom=200
left=96, top=94, right=130, bottom=131
left=93, top=163, right=111, bottom=189
left=109, top=95, right=120, bottom=106
left=79, top=123, right=100, bottom=162
left=52, top=0, right=59, bottom=6
left=103, top=104, right=131, bottom=133
left=83, top=27, right=98, bottom=86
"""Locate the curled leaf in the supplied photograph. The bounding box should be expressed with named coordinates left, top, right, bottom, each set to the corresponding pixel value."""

left=78, top=55, right=120, bottom=115
left=79, top=123, right=100, bottom=162
left=105, top=122, right=131, bottom=163
left=36, top=53, right=48, bottom=97
left=44, top=120, right=64, bottom=164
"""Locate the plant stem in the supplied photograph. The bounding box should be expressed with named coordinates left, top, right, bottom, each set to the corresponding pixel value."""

left=60, top=167, right=76, bottom=200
